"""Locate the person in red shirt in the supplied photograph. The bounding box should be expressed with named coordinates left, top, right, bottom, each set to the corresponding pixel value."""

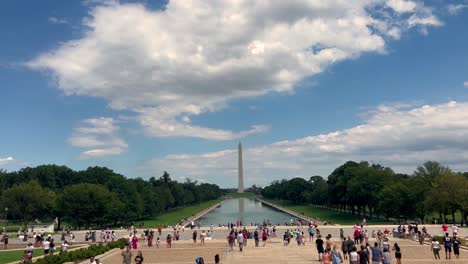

left=442, top=224, right=448, bottom=235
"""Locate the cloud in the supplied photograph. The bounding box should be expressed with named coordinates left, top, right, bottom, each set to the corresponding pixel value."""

left=464, top=81, right=468, bottom=87
left=144, top=101, right=468, bottom=187
left=27, top=1, right=441, bottom=140
left=48, top=17, right=69, bottom=24
left=69, top=117, right=127, bottom=159
left=447, top=4, right=468, bottom=15
left=0, top=156, right=15, bottom=166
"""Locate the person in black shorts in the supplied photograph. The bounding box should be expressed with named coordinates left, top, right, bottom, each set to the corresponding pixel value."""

left=341, top=237, right=348, bottom=260
left=393, top=243, right=402, bottom=264
left=315, top=235, right=324, bottom=261
left=453, top=236, right=460, bottom=259
left=443, top=233, right=452, bottom=260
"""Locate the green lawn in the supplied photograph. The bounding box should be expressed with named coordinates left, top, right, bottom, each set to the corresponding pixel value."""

left=0, top=246, right=80, bottom=264
left=263, top=199, right=391, bottom=225
left=143, top=199, right=224, bottom=227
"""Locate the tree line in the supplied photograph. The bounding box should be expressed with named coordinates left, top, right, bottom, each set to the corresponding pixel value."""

left=0, top=165, right=222, bottom=229
left=261, top=161, right=468, bottom=225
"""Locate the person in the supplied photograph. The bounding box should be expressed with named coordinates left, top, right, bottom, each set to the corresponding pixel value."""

left=227, top=231, right=235, bottom=251
left=453, top=236, right=460, bottom=259
left=214, top=254, right=220, bottom=264
left=200, top=230, right=206, bottom=246
left=296, top=231, right=302, bottom=246
left=443, top=232, right=452, bottom=259
left=166, top=233, right=172, bottom=248
left=237, top=231, right=244, bottom=252
left=20, top=250, right=30, bottom=264
left=192, top=230, right=197, bottom=245
left=89, top=256, right=96, bottom=264
left=382, top=248, right=391, bottom=264
left=131, top=234, right=138, bottom=249
left=417, top=231, right=424, bottom=245
left=49, top=239, right=55, bottom=255
left=370, top=242, right=382, bottom=264
left=261, top=229, right=268, bottom=247
left=61, top=240, right=69, bottom=254
left=349, top=247, right=360, bottom=264
left=195, top=256, right=205, bottom=264
left=431, top=237, right=441, bottom=259
left=393, top=243, right=401, bottom=264
left=121, top=246, right=132, bottom=264
left=347, top=237, right=355, bottom=259
left=331, top=244, right=343, bottom=264
left=135, top=250, right=144, bottom=264
left=156, top=236, right=160, bottom=248
left=1, top=233, right=8, bottom=249
left=339, top=228, right=344, bottom=240
left=254, top=229, right=259, bottom=247
left=451, top=224, right=459, bottom=237
left=43, top=238, right=50, bottom=255
left=442, top=223, right=448, bottom=235
left=309, top=225, right=315, bottom=242
left=357, top=245, right=369, bottom=264
left=322, top=247, right=331, bottom=264
left=341, top=237, right=348, bottom=260
left=95, top=259, right=102, bottom=264
left=316, top=235, right=324, bottom=261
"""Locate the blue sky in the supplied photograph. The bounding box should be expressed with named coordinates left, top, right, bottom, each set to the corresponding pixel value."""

left=1, top=0, right=468, bottom=187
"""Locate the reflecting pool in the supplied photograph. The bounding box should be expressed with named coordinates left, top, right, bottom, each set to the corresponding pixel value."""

left=197, top=198, right=296, bottom=226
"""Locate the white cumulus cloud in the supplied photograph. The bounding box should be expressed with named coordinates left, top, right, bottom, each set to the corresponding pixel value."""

left=0, top=156, right=16, bottom=166
left=69, top=117, right=127, bottom=159
left=447, top=4, right=468, bottom=15
left=464, top=81, right=468, bottom=87
left=27, top=0, right=441, bottom=141
left=144, top=101, right=468, bottom=187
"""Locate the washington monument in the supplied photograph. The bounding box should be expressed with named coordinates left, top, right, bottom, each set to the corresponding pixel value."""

left=238, top=142, right=244, bottom=193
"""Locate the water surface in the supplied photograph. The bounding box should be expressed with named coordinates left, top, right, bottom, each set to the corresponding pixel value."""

left=197, top=198, right=296, bottom=226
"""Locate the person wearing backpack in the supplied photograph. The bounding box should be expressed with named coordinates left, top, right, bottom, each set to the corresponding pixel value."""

left=443, top=232, right=452, bottom=260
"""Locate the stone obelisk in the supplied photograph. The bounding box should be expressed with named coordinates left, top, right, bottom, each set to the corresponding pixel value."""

left=237, top=142, right=244, bottom=193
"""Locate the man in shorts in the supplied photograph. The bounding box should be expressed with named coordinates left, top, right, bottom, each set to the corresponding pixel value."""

left=443, top=233, right=452, bottom=260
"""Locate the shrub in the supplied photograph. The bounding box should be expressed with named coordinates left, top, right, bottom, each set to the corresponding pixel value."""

left=35, top=238, right=127, bottom=264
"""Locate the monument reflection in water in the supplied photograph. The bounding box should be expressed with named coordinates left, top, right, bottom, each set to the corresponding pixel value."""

left=197, top=198, right=295, bottom=226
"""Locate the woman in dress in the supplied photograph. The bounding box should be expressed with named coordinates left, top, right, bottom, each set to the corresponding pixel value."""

left=131, top=235, right=138, bottom=249
left=322, top=247, right=332, bottom=264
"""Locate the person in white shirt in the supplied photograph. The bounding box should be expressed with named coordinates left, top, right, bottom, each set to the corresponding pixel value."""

left=42, top=239, right=50, bottom=255
left=431, top=238, right=441, bottom=259
left=200, top=230, right=206, bottom=245
left=451, top=225, right=458, bottom=237
left=237, top=232, right=244, bottom=252
left=61, top=240, right=69, bottom=253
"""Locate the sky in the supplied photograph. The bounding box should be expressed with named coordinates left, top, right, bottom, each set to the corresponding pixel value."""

left=1, top=0, right=468, bottom=187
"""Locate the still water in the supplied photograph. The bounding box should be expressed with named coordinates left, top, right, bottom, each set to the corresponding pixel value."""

left=197, top=198, right=296, bottom=226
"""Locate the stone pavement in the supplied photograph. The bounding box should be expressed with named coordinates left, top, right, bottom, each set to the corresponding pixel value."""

left=98, top=235, right=468, bottom=264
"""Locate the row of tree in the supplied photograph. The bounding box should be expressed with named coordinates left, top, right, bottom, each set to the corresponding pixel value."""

left=0, top=166, right=223, bottom=228
left=261, top=161, right=468, bottom=225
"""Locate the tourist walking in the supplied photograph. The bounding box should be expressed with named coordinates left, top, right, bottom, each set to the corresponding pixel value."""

left=341, top=237, right=348, bottom=260
left=121, top=246, right=132, bottom=264
left=166, top=233, right=172, bottom=248
left=315, top=235, right=324, bottom=261
left=131, top=234, right=138, bottom=249
left=1, top=233, right=8, bottom=249
left=134, top=250, right=144, bottom=264
left=443, top=233, right=452, bottom=260
left=453, top=236, right=460, bottom=259
left=431, top=238, right=441, bottom=259
left=393, top=243, right=402, bottom=264
left=357, top=245, right=369, bottom=264
left=331, top=245, right=343, bottom=264
left=382, top=248, right=391, bottom=264
left=349, top=247, right=360, bottom=264
left=200, top=230, right=206, bottom=245
left=214, top=254, right=220, bottom=264
left=322, top=247, right=331, bottom=264
left=261, top=229, right=268, bottom=247
left=237, top=231, right=244, bottom=252
left=370, top=242, right=382, bottom=264
left=227, top=231, right=235, bottom=252
left=254, top=229, right=259, bottom=247
left=192, top=230, right=197, bottom=245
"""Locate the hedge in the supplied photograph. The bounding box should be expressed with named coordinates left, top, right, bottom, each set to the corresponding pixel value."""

left=34, top=238, right=127, bottom=264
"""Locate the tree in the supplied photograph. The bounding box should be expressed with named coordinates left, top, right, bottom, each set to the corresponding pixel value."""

left=56, top=183, right=124, bottom=228
left=1, top=181, right=55, bottom=225
left=414, top=161, right=451, bottom=181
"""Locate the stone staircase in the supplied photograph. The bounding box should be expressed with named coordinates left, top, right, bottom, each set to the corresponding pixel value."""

left=224, top=239, right=321, bottom=264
